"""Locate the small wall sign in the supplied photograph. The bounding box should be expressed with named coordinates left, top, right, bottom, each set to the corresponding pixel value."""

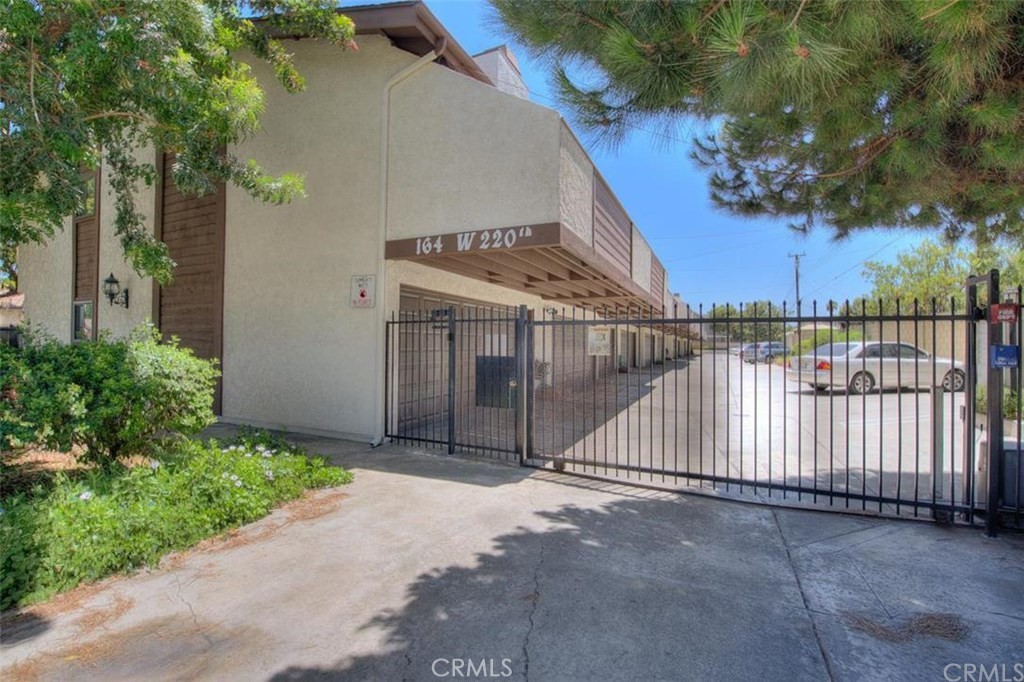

left=990, top=303, right=1019, bottom=325
left=588, top=327, right=612, bottom=356
left=351, top=275, right=375, bottom=309
left=990, top=344, right=1020, bottom=369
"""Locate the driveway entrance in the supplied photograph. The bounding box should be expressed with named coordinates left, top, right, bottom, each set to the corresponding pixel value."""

left=3, top=440, right=1021, bottom=682
left=386, top=276, right=1023, bottom=531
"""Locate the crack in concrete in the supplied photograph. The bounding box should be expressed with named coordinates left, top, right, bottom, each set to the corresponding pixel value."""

left=789, top=522, right=883, bottom=549
left=402, top=651, right=413, bottom=681
left=849, top=554, right=894, bottom=621
left=171, top=571, right=199, bottom=627
left=771, top=508, right=837, bottom=682
left=521, top=544, right=544, bottom=682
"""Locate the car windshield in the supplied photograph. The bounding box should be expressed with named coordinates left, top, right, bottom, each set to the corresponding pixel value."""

left=811, top=343, right=855, bottom=357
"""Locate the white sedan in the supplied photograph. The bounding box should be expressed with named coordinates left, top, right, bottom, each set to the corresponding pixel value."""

left=786, top=342, right=966, bottom=394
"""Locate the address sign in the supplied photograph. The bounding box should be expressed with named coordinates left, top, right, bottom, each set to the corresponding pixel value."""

left=386, top=223, right=561, bottom=260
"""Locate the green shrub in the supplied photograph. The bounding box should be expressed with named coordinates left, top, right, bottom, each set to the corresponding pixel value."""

left=792, top=328, right=863, bottom=356
left=0, top=432, right=351, bottom=611
left=975, top=386, right=1021, bottom=421
left=0, top=325, right=219, bottom=465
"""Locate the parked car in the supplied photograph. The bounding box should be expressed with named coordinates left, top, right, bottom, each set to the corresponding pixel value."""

left=736, top=343, right=757, bottom=361
left=743, top=341, right=788, bottom=364
left=786, top=342, right=965, bottom=394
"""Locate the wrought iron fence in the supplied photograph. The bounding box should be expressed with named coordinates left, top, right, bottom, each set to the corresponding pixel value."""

left=385, top=278, right=1022, bottom=531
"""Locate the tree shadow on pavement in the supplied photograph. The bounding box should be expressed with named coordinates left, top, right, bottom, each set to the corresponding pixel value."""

left=266, top=493, right=823, bottom=682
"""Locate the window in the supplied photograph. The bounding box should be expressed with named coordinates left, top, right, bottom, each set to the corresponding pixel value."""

left=881, top=343, right=901, bottom=358
left=73, top=301, right=94, bottom=341
left=861, top=345, right=882, bottom=358
left=813, top=343, right=854, bottom=357
left=75, top=174, right=96, bottom=218
left=899, top=344, right=927, bottom=359
left=72, top=168, right=99, bottom=341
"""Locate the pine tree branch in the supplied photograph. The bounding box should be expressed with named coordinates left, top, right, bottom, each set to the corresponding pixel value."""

left=698, top=0, right=729, bottom=26
left=787, top=0, right=810, bottom=30
left=919, top=0, right=962, bottom=22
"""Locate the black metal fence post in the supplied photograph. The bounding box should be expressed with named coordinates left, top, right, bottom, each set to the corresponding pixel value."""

left=964, top=281, right=979, bottom=523
left=986, top=270, right=1002, bottom=537
left=515, top=304, right=529, bottom=464
left=447, top=306, right=456, bottom=455
left=524, top=307, right=535, bottom=464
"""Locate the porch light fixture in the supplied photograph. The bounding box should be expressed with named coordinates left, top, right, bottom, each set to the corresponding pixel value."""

left=102, top=273, right=129, bottom=308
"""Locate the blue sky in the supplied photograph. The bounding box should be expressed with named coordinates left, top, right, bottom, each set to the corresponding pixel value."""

left=421, top=0, right=924, bottom=311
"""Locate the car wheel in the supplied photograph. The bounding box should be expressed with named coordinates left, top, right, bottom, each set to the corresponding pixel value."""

left=764, top=354, right=775, bottom=364
left=942, top=369, right=966, bottom=392
left=849, top=372, right=875, bottom=395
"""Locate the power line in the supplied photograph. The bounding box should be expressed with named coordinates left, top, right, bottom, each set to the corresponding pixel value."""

left=802, top=233, right=910, bottom=299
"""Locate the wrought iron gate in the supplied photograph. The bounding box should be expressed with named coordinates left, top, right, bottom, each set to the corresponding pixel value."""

left=385, top=277, right=1022, bottom=531
left=385, top=305, right=524, bottom=462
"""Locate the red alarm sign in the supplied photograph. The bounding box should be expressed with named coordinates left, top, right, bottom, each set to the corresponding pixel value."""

left=990, top=303, right=1019, bottom=324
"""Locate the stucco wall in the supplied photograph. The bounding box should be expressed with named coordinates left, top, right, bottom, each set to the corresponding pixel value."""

left=97, top=149, right=156, bottom=338
left=0, top=309, right=22, bottom=328
left=558, top=125, right=594, bottom=246
left=221, top=37, right=412, bottom=439
left=631, top=227, right=652, bottom=292
left=19, top=218, right=73, bottom=340
left=385, top=260, right=549, bottom=318
left=388, top=63, right=562, bottom=238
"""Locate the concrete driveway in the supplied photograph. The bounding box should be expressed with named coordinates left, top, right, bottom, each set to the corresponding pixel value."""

left=2, top=437, right=1022, bottom=682
left=538, top=352, right=970, bottom=515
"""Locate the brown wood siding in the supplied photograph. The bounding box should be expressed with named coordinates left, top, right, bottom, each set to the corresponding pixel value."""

left=155, top=153, right=225, bottom=413
left=650, top=257, right=665, bottom=313
left=592, top=174, right=631, bottom=279
left=73, top=217, right=98, bottom=301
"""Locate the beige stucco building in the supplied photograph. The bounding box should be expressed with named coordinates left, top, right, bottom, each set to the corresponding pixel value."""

left=18, top=2, right=691, bottom=442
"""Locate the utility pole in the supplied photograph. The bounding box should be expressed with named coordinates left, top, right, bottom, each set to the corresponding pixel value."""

left=788, top=252, right=806, bottom=309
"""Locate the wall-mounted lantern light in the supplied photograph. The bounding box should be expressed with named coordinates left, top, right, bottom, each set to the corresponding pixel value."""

left=102, top=273, right=129, bottom=308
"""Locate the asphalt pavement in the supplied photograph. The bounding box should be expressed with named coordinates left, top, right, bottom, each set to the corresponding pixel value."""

left=2, top=437, right=1021, bottom=682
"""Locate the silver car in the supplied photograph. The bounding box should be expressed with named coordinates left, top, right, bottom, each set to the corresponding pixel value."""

left=785, top=342, right=965, bottom=394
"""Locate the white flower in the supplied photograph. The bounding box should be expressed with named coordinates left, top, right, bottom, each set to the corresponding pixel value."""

left=222, top=472, right=229, bottom=479
left=234, top=480, right=242, bottom=488
left=265, top=471, right=274, bottom=480
left=244, top=451, right=253, bottom=458
left=79, top=491, right=93, bottom=501
left=149, top=460, right=161, bottom=470
left=230, top=474, right=239, bottom=482
left=262, top=452, right=272, bottom=458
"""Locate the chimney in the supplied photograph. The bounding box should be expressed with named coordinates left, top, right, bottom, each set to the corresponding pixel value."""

left=472, top=45, right=529, bottom=100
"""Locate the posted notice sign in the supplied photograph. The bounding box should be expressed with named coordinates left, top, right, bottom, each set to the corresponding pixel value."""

left=990, top=303, right=1019, bottom=325
left=587, top=327, right=612, bottom=356
left=351, top=274, right=375, bottom=308
left=990, top=344, right=1020, bottom=369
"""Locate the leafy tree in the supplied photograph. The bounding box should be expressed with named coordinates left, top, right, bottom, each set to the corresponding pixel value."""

left=493, top=0, right=1024, bottom=243
left=1, top=1, right=355, bottom=283
left=842, top=238, right=1023, bottom=313
left=708, top=300, right=786, bottom=342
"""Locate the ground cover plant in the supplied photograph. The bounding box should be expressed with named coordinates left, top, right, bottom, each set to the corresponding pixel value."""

left=1, top=429, right=351, bottom=611
left=1, top=329, right=351, bottom=612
